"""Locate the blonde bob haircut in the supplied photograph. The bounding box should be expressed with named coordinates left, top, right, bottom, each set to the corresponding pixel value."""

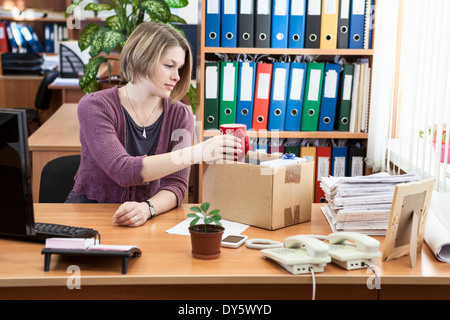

left=120, top=21, right=192, bottom=102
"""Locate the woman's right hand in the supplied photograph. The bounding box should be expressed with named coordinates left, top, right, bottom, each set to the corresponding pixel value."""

left=198, top=135, right=242, bottom=164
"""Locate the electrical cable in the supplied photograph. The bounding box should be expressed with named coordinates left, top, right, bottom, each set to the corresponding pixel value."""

left=310, top=267, right=316, bottom=300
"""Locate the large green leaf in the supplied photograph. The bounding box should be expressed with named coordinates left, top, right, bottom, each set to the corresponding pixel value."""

left=65, top=0, right=83, bottom=17
left=80, top=56, right=108, bottom=93
left=105, top=15, right=121, bottom=31
left=140, top=0, right=171, bottom=22
left=84, top=3, right=115, bottom=12
left=102, top=30, right=126, bottom=54
left=169, top=14, right=187, bottom=24
left=89, top=26, right=111, bottom=57
left=78, top=23, right=100, bottom=51
left=164, top=0, right=189, bottom=8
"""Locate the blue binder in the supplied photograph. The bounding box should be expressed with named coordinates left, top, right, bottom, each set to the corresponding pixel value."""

left=349, top=0, right=366, bottom=49
left=236, top=61, right=257, bottom=129
left=268, top=62, right=290, bottom=131
left=28, top=26, right=44, bottom=52
left=19, top=25, right=40, bottom=53
left=205, top=0, right=221, bottom=47
left=331, top=146, right=348, bottom=177
left=288, top=0, right=306, bottom=48
left=5, top=24, right=18, bottom=53
left=285, top=62, right=307, bottom=131
left=44, top=24, right=54, bottom=53
left=221, top=0, right=238, bottom=47
left=318, top=63, right=341, bottom=131
left=271, top=0, right=290, bottom=48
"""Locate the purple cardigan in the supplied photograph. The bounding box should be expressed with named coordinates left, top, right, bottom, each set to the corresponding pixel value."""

left=72, top=86, right=194, bottom=205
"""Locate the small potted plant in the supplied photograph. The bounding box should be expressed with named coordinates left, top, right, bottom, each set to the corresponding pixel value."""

left=187, top=202, right=224, bottom=260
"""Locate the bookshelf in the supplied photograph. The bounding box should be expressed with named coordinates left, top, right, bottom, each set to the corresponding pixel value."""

left=196, top=0, right=377, bottom=202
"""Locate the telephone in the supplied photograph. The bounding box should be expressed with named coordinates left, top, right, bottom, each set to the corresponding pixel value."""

left=260, top=235, right=331, bottom=275
left=327, top=232, right=381, bottom=270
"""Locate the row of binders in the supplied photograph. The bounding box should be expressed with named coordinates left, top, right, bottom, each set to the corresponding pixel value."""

left=245, top=138, right=366, bottom=203
left=0, top=21, right=67, bottom=54
left=204, top=55, right=371, bottom=132
left=205, top=0, right=374, bottom=49
left=320, top=173, right=419, bottom=235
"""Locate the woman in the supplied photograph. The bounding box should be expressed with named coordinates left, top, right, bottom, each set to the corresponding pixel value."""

left=66, top=21, right=241, bottom=227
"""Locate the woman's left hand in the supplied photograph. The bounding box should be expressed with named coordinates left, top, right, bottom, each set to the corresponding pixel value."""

left=113, top=201, right=150, bottom=227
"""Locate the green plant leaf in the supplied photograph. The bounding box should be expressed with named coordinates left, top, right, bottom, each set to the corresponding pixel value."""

left=164, top=0, right=189, bottom=8
left=200, top=202, right=210, bottom=213
left=102, top=30, right=126, bottom=54
left=208, top=209, right=220, bottom=216
left=89, top=26, right=111, bottom=57
left=169, top=14, right=187, bottom=24
left=85, top=3, right=114, bottom=12
left=80, top=77, right=100, bottom=94
left=189, top=217, right=200, bottom=227
left=190, top=206, right=202, bottom=213
left=140, top=0, right=171, bottom=22
left=78, top=23, right=100, bottom=51
left=65, top=0, right=83, bottom=17
left=105, top=15, right=121, bottom=31
left=187, top=213, right=198, bottom=218
left=80, top=56, right=108, bottom=89
left=186, top=84, right=196, bottom=114
left=204, top=218, right=211, bottom=224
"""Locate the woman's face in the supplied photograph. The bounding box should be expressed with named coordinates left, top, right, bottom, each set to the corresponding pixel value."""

left=142, top=46, right=186, bottom=99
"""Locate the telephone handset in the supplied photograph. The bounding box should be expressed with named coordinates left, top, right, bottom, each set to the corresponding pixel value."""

left=327, top=232, right=381, bottom=270
left=260, top=235, right=331, bottom=275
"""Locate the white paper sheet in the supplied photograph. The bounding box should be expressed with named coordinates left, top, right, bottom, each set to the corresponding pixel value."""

left=166, top=218, right=249, bottom=239
left=424, top=192, right=450, bottom=263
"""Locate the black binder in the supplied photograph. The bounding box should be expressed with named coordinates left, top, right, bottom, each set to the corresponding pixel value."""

left=304, top=0, right=321, bottom=48
left=337, top=0, right=351, bottom=48
left=255, top=0, right=272, bottom=48
left=238, top=0, right=255, bottom=47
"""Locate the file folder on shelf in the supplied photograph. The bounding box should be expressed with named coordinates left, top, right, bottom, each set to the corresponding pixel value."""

left=271, top=0, right=290, bottom=48
left=347, top=144, right=366, bottom=176
left=221, top=0, right=238, bottom=47
left=255, top=0, right=272, bottom=48
left=331, top=146, right=348, bottom=177
left=320, top=0, right=339, bottom=49
left=315, top=145, right=331, bottom=203
left=337, top=0, right=351, bottom=48
left=236, top=61, right=257, bottom=129
left=204, top=62, right=221, bottom=130
left=301, top=62, right=325, bottom=131
left=205, top=0, right=221, bottom=47
left=219, top=61, right=239, bottom=125
left=285, top=62, right=307, bottom=131
left=268, top=61, right=290, bottom=131
left=318, top=63, right=340, bottom=131
left=336, top=63, right=354, bottom=131
left=349, top=0, right=365, bottom=49
left=304, top=0, right=321, bottom=48
left=252, top=62, right=273, bottom=130
left=288, top=0, right=306, bottom=48
left=0, top=23, right=9, bottom=53
left=238, top=0, right=255, bottom=47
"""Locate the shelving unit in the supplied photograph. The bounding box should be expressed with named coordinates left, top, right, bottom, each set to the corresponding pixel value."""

left=196, top=0, right=376, bottom=202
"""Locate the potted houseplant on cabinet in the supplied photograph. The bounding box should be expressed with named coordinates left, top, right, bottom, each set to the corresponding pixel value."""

left=65, top=0, right=196, bottom=110
left=188, top=202, right=224, bottom=260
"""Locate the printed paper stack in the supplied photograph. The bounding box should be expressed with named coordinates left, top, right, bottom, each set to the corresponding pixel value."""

left=320, top=172, right=419, bottom=235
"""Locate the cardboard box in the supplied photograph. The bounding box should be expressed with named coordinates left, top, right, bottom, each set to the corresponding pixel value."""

left=202, top=152, right=314, bottom=230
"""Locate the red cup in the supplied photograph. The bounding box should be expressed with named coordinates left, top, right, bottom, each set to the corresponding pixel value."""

left=219, top=123, right=250, bottom=162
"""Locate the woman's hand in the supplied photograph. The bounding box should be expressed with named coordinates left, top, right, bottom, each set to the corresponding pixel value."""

left=199, top=135, right=242, bottom=164
left=113, top=202, right=150, bottom=227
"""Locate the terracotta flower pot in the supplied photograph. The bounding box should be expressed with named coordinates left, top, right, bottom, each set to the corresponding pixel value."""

left=188, top=224, right=224, bottom=260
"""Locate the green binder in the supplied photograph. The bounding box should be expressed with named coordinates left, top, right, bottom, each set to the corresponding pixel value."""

left=204, top=62, right=220, bottom=130
left=219, top=61, right=238, bottom=125
left=336, top=64, right=354, bottom=131
left=300, top=62, right=325, bottom=131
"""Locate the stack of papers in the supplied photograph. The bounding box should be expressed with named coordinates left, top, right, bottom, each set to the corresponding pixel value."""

left=320, top=172, right=419, bottom=235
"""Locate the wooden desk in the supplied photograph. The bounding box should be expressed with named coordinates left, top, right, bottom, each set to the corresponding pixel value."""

left=0, top=204, right=448, bottom=300
left=28, top=103, right=81, bottom=202
left=48, top=83, right=85, bottom=104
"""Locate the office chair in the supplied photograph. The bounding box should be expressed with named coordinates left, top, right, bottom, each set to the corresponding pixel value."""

left=39, top=155, right=80, bottom=203
left=23, top=70, right=60, bottom=127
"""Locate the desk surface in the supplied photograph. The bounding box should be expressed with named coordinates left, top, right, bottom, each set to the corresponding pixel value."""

left=28, top=103, right=80, bottom=152
left=0, top=203, right=449, bottom=300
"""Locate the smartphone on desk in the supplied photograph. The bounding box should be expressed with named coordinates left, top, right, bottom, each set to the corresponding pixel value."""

left=221, top=235, right=248, bottom=248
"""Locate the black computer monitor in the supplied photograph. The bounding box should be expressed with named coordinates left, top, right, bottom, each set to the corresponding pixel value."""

left=0, top=109, right=36, bottom=237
